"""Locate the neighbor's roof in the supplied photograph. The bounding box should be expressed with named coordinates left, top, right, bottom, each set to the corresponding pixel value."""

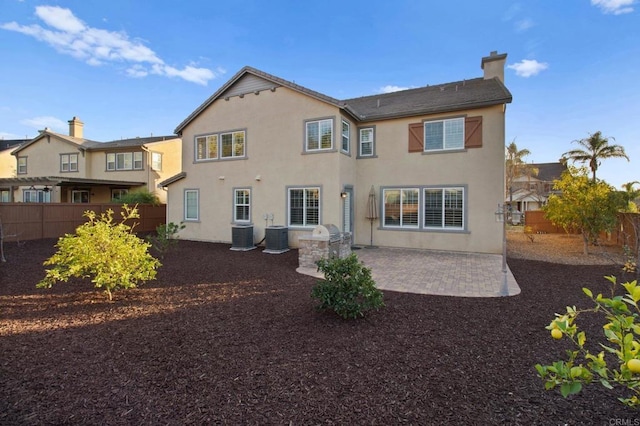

left=0, top=176, right=146, bottom=187
left=11, top=131, right=178, bottom=154
left=174, top=66, right=512, bottom=133
left=1, top=139, right=29, bottom=151
left=530, top=162, right=567, bottom=182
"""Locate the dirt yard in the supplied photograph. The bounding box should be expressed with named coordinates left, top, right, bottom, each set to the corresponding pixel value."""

left=0, top=235, right=638, bottom=425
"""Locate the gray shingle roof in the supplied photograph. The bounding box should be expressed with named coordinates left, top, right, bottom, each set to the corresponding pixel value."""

left=343, top=77, right=512, bottom=122
left=531, top=162, right=567, bottom=182
left=175, top=66, right=513, bottom=133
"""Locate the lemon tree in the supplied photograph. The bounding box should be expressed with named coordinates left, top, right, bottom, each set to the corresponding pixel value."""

left=535, top=276, right=640, bottom=407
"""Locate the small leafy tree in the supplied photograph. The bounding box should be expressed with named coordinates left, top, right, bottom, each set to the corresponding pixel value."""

left=37, top=205, right=161, bottom=300
left=311, top=253, right=384, bottom=319
left=535, top=276, right=640, bottom=407
left=147, top=222, right=185, bottom=257
left=543, top=166, right=622, bottom=254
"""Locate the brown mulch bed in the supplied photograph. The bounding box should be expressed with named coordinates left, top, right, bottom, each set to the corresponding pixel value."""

left=1, top=237, right=639, bottom=425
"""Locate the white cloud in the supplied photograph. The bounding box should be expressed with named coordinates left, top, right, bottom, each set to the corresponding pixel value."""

left=378, top=85, right=411, bottom=94
left=20, top=116, right=67, bottom=131
left=1, top=6, right=222, bottom=85
left=515, top=18, right=535, bottom=32
left=507, top=59, right=549, bottom=77
left=591, top=0, right=635, bottom=14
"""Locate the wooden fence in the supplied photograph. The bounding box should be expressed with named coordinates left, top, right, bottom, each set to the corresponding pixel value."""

left=524, top=210, right=639, bottom=251
left=0, top=203, right=166, bottom=242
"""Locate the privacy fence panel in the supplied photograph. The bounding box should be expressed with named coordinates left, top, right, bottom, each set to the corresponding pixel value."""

left=0, top=204, right=166, bottom=242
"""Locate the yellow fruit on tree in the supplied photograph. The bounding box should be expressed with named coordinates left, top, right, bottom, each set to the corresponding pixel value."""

left=627, top=359, right=640, bottom=374
left=551, top=329, right=563, bottom=340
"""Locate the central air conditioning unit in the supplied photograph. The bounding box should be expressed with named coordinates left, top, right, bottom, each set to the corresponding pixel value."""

left=263, top=226, right=289, bottom=254
left=230, top=225, right=255, bottom=251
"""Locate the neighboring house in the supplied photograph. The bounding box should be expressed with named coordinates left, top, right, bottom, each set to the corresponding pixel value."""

left=162, top=51, right=512, bottom=254
left=507, top=162, right=566, bottom=211
left=0, top=139, right=29, bottom=202
left=0, top=117, right=181, bottom=204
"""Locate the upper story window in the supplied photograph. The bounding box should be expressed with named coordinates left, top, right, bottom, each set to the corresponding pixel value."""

left=106, top=152, right=143, bottom=171
left=195, top=130, right=246, bottom=161
left=288, top=187, right=320, bottom=227
left=60, top=153, right=78, bottom=172
left=305, top=118, right=333, bottom=151
left=185, top=189, right=199, bottom=221
left=234, top=188, right=251, bottom=223
left=358, top=127, right=375, bottom=157
left=17, top=156, right=27, bottom=174
left=341, top=120, right=350, bottom=154
left=424, top=117, right=464, bottom=151
left=151, top=152, right=162, bottom=171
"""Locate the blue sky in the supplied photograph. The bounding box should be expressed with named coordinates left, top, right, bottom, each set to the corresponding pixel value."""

left=1, top=0, right=638, bottom=188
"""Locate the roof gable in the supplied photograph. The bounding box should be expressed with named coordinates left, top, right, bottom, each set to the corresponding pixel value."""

left=11, top=130, right=92, bottom=155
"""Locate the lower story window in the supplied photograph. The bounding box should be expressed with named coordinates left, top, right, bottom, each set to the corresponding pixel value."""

left=383, top=188, right=419, bottom=228
left=112, top=189, right=129, bottom=201
left=382, top=186, right=465, bottom=230
left=1, top=189, right=10, bottom=202
left=71, top=190, right=89, bottom=203
left=23, top=189, right=51, bottom=203
left=288, top=187, right=320, bottom=227
left=185, top=189, right=199, bottom=221
left=424, top=188, right=464, bottom=229
left=234, top=188, right=251, bottom=222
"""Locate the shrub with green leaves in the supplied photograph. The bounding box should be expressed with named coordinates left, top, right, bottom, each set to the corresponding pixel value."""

left=311, top=253, right=384, bottom=319
left=37, top=205, right=161, bottom=300
left=535, top=276, right=640, bottom=407
left=113, top=189, right=160, bottom=205
left=147, top=222, right=185, bottom=257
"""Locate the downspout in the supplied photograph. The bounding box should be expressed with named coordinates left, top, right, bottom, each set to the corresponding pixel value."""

left=141, top=144, right=151, bottom=194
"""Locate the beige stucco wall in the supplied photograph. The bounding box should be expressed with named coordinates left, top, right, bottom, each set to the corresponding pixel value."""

left=168, top=87, right=354, bottom=246
left=355, top=105, right=506, bottom=253
left=168, top=86, right=506, bottom=254
left=0, top=148, right=16, bottom=178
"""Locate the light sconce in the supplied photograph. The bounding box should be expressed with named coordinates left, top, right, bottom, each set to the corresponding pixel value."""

left=255, top=175, right=261, bottom=181
left=340, top=192, right=347, bottom=199
left=218, top=176, right=225, bottom=180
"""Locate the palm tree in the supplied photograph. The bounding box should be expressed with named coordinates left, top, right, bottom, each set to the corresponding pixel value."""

left=561, top=131, right=629, bottom=182
left=505, top=140, right=538, bottom=205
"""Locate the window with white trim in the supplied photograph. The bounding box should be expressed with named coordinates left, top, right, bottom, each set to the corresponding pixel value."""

left=305, top=119, right=333, bottom=151
left=383, top=188, right=419, bottom=228
left=17, top=156, right=27, bottom=174
left=0, top=189, right=10, bottom=202
left=234, top=188, right=251, bottom=222
left=424, top=117, right=464, bottom=151
left=106, top=152, right=143, bottom=171
left=359, top=127, right=375, bottom=157
left=23, top=189, right=50, bottom=203
left=151, top=152, right=162, bottom=171
left=195, top=130, right=245, bottom=161
left=288, top=187, right=320, bottom=227
left=185, top=189, right=199, bottom=221
left=60, top=153, right=78, bottom=172
left=341, top=120, right=350, bottom=153
left=424, top=188, right=464, bottom=229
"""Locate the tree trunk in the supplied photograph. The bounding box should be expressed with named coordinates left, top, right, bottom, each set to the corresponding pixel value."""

left=581, top=231, right=590, bottom=255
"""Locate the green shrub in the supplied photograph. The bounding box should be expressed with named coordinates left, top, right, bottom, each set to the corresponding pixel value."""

left=147, top=222, right=185, bottom=257
left=311, top=253, right=384, bottom=319
left=114, top=189, right=160, bottom=205
left=37, top=205, right=161, bottom=301
left=535, top=276, right=640, bottom=407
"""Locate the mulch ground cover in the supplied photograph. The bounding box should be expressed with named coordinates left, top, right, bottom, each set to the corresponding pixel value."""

left=1, top=239, right=640, bottom=425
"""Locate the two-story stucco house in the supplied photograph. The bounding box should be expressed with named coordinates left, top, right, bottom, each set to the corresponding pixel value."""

left=507, top=162, right=567, bottom=212
left=162, top=51, right=512, bottom=254
left=0, top=118, right=181, bottom=204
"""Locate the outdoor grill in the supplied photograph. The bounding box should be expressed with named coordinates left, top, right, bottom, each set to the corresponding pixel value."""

left=313, top=224, right=342, bottom=258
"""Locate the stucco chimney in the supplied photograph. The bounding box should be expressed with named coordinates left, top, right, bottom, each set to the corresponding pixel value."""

left=481, top=51, right=508, bottom=83
left=68, top=116, right=84, bottom=138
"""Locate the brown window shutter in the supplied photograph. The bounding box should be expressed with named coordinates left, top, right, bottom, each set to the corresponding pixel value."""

left=408, top=123, right=424, bottom=152
left=465, top=116, right=483, bottom=148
